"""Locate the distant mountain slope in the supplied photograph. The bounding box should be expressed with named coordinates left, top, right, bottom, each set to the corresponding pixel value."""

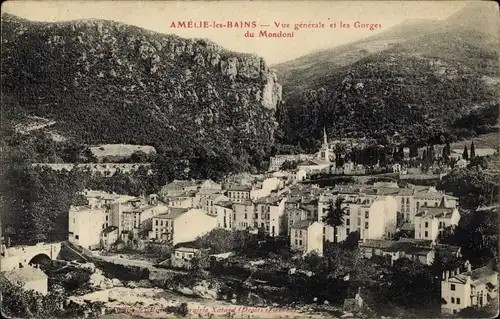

left=273, top=3, right=499, bottom=149
left=1, top=13, right=282, bottom=171
left=273, top=19, right=445, bottom=94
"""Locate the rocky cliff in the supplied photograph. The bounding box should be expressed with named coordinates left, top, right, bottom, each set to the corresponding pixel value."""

left=1, top=14, right=282, bottom=171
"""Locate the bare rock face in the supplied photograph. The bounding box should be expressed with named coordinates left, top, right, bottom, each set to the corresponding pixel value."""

left=261, top=71, right=283, bottom=110
left=220, top=57, right=238, bottom=80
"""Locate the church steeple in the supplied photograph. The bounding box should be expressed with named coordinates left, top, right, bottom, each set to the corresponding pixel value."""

left=323, top=127, right=328, bottom=147
left=318, top=127, right=331, bottom=163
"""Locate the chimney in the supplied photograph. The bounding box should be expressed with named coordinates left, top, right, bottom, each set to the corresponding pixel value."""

left=456, top=267, right=460, bottom=275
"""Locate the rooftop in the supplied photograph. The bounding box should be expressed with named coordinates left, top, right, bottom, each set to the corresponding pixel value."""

left=215, top=200, right=233, bottom=208
left=404, top=247, right=433, bottom=256
left=398, top=238, right=434, bottom=247
left=227, top=185, right=251, bottom=192
left=359, top=239, right=395, bottom=249
left=254, top=196, right=282, bottom=205
left=173, top=241, right=198, bottom=249
left=233, top=200, right=253, bottom=207
left=102, top=226, right=118, bottom=234
left=291, top=220, right=314, bottom=230
left=155, top=207, right=189, bottom=219
left=414, top=193, right=458, bottom=200
left=452, top=266, right=498, bottom=285
left=415, top=206, right=456, bottom=218
left=376, top=187, right=415, bottom=196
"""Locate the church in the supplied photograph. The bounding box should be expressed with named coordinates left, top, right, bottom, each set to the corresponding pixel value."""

left=297, top=128, right=336, bottom=174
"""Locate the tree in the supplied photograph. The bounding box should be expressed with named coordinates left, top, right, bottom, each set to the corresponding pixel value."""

left=409, top=145, right=419, bottom=159
left=322, top=197, right=347, bottom=243
left=0, top=278, right=104, bottom=318
left=130, top=150, right=149, bottom=163
left=398, top=146, right=405, bottom=161
left=442, top=141, right=451, bottom=163
left=470, top=141, right=476, bottom=159
left=280, top=160, right=298, bottom=171
left=462, top=145, right=469, bottom=160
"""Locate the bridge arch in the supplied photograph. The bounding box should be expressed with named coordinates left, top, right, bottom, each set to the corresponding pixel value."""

left=28, top=253, right=52, bottom=266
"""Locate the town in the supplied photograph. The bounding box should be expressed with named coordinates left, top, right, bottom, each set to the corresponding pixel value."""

left=1, top=2, right=499, bottom=318
left=1, top=131, right=498, bottom=318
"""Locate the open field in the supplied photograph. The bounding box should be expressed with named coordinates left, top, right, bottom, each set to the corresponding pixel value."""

left=90, top=144, right=156, bottom=159
left=450, top=132, right=499, bottom=150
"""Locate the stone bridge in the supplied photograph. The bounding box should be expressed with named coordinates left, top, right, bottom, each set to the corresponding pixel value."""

left=0, top=242, right=62, bottom=272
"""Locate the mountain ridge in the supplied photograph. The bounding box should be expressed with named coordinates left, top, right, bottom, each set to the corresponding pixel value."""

left=273, top=2, right=499, bottom=149
left=1, top=13, right=282, bottom=173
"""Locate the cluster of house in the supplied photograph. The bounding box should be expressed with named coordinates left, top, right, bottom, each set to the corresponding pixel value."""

left=68, top=169, right=464, bottom=262
left=269, top=130, right=497, bottom=179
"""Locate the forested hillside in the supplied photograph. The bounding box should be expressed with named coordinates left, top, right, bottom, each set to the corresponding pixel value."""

left=274, top=2, right=499, bottom=150
left=1, top=13, right=282, bottom=173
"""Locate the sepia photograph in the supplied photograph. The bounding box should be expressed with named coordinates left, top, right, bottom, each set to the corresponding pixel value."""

left=0, top=0, right=499, bottom=318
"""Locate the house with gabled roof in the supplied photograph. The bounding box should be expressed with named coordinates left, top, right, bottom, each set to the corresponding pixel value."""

left=441, top=262, right=498, bottom=315
left=290, top=220, right=323, bottom=256
left=414, top=197, right=460, bottom=242
left=151, top=208, right=217, bottom=245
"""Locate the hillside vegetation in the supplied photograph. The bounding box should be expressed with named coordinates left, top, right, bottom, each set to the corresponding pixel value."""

left=1, top=13, right=282, bottom=173
left=274, top=3, right=499, bottom=150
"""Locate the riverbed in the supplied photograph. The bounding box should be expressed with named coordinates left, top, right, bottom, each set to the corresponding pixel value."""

left=73, top=286, right=337, bottom=318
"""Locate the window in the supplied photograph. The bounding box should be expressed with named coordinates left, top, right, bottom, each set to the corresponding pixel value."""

left=365, top=222, right=369, bottom=229
left=346, top=219, right=350, bottom=226
left=435, top=202, right=438, bottom=207
left=155, top=220, right=158, bottom=226
left=457, top=298, right=460, bottom=304
left=299, top=240, right=303, bottom=246
left=244, top=213, right=247, bottom=219
left=417, top=202, right=420, bottom=210
left=424, top=231, right=428, bottom=237
left=346, top=228, right=350, bottom=235
left=425, top=222, right=428, bottom=228
left=299, top=230, right=302, bottom=237
left=295, top=239, right=298, bottom=245
left=451, top=297, right=455, bottom=303
left=365, top=211, right=369, bottom=218
left=254, top=213, right=258, bottom=219
left=451, top=284, right=456, bottom=291
left=357, top=218, right=361, bottom=225
left=75, top=235, right=79, bottom=240
left=105, top=216, right=108, bottom=221
left=424, top=201, right=427, bottom=207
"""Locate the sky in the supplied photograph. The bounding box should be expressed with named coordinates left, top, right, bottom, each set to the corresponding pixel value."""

left=2, top=0, right=471, bottom=64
